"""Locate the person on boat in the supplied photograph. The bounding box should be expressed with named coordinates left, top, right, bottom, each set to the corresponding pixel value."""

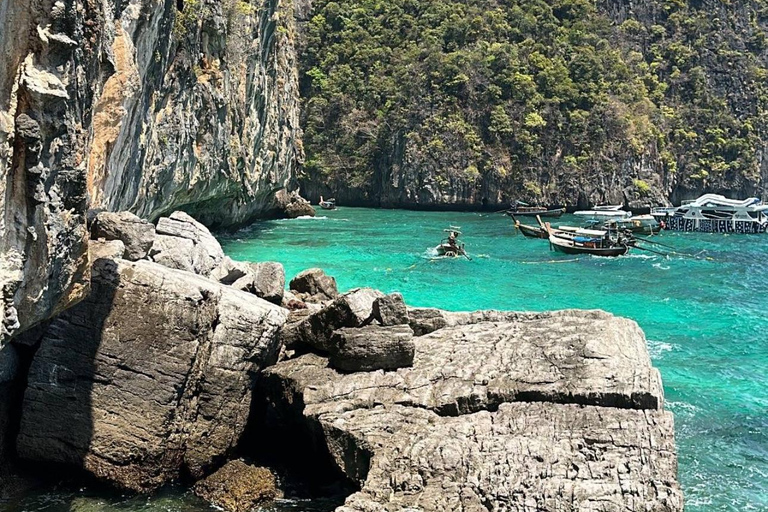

left=446, top=230, right=461, bottom=253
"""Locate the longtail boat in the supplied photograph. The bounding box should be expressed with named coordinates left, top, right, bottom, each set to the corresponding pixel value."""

left=319, top=196, right=337, bottom=210
left=511, top=215, right=548, bottom=239
left=506, top=201, right=565, bottom=218
left=435, top=226, right=470, bottom=259
left=540, top=217, right=633, bottom=257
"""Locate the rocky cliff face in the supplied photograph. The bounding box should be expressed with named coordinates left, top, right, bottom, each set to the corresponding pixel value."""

left=0, top=0, right=303, bottom=335
left=87, top=0, right=304, bottom=227
left=0, top=0, right=305, bottom=483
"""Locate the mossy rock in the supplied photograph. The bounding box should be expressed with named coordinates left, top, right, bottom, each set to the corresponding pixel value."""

left=193, top=460, right=279, bottom=512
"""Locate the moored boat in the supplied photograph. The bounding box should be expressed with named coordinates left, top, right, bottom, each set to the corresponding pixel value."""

left=574, top=206, right=631, bottom=221
left=596, top=215, right=661, bottom=235
left=319, top=196, right=337, bottom=210
left=542, top=221, right=633, bottom=257
left=506, top=201, right=565, bottom=218
left=511, top=215, right=549, bottom=239
left=651, top=194, right=768, bottom=233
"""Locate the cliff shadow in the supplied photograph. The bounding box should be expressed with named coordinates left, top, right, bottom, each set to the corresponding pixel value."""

left=238, top=373, right=356, bottom=505
left=12, top=258, right=118, bottom=491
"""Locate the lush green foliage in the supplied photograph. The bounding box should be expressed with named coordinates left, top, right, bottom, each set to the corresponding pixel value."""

left=299, top=0, right=768, bottom=200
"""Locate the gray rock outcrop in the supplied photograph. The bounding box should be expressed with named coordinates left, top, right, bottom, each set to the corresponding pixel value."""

left=16, top=257, right=288, bottom=492
left=291, top=288, right=383, bottom=352
left=289, top=268, right=339, bottom=301
left=329, top=325, right=415, bottom=372
left=149, top=212, right=225, bottom=276
left=90, top=211, right=156, bottom=261
left=261, top=309, right=682, bottom=511
left=249, top=262, right=286, bottom=305
left=372, top=293, right=409, bottom=326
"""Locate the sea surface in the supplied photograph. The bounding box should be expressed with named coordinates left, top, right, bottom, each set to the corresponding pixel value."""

left=3, top=207, right=766, bottom=512
left=220, top=207, right=768, bottom=512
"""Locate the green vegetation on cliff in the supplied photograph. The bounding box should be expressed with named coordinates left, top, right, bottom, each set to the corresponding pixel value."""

left=299, top=0, right=768, bottom=206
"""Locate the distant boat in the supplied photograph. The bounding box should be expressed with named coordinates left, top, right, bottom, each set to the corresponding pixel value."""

left=651, top=194, right=768, bottom=233
left=574, top=205, right=631, bottom=221
left=591, top=215, right=661, bottom=235
left=435, top=226, right=470, bottom=259
left=506, top=201, right=565, bottom=218
left=319, top=196, right=337, bottom=210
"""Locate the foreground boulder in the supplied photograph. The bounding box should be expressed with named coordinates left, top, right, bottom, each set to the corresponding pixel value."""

left=231, top=262, right=286, bottom=305
left=149, top=211, right=225, bottom=276
left=329, top=325, right=415, bottom=372
left=261, top=309, right=682, bottom=511
left=292, top=288, right=383, bottom=352
left=17, top=258, right=287, bottom=491
left=289, top=268, right=338, bottom=301
left=90, top=211, right=156, bottom=261
left=372, top=293, right=409, bottom=326
left=193, top=460, right=279, bottom=512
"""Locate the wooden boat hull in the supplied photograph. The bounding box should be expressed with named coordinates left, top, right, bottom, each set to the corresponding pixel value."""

left=549, top=235, right=630, bottom=257
left=508, top=208, right=565, bottom=218
left=517, top=223, right=548, bottom=239
left=320, top=203, right=336, bottom=210
left=435, top=244, right=464, bottom=257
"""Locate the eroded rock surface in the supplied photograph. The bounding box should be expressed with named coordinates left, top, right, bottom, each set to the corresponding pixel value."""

left=329, top=325, right=415, bottom=373
left=17, top=258, right=287, bottom=491
left=261, top=309, right=681, bottom=511
left=149, top=211, right=225, bottom=276
left=193, top=460, right=280, bottom=512
left=291, top=288, right=384, bottom=352
left=90, top=211, right=156, bottom=261
left=333, top=403, right=681, bottom=512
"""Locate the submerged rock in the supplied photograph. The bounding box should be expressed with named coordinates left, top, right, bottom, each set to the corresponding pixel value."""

left=329, top=325, right=415, bottom=372
left=193, top=460, right=279, bottom=512
left=17, top=258, right=287, bottom=491
left=261, top=309, right=681, bottom=511
left=289, top=268, right=339, bottom=301
left=90, top=211, right=156, bottom=261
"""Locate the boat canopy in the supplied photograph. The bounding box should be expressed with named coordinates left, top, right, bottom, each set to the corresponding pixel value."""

left=686, top=194, right=761, bottom=208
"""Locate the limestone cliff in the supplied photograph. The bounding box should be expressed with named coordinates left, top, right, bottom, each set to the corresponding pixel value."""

left=0, top=0, right=303, bottom=345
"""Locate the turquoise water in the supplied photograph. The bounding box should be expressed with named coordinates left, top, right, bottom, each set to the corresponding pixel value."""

left=220, top=207, right=768, bottom=512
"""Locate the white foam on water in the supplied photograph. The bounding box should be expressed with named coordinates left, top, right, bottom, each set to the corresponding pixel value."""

left=647, top=339, right=676, bottom=358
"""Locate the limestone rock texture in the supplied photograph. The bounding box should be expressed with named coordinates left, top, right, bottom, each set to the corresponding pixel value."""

left=261, top=309, right=682, bottom=511
left=90, top=211, right=156, bottom=261
left=193, top=460, right=280, bottom=512
left=0, top=0, right=304, bottom=373
left=16, top=257, right=288, bottom=492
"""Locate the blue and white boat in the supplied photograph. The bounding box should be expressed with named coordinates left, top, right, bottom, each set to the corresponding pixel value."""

left=651, top=194, right=768, bottom=233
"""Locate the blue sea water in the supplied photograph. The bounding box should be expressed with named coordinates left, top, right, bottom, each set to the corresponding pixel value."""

left=218, top=207, right=768, bottom=512
left=3, top=207, right=765, bottom=512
